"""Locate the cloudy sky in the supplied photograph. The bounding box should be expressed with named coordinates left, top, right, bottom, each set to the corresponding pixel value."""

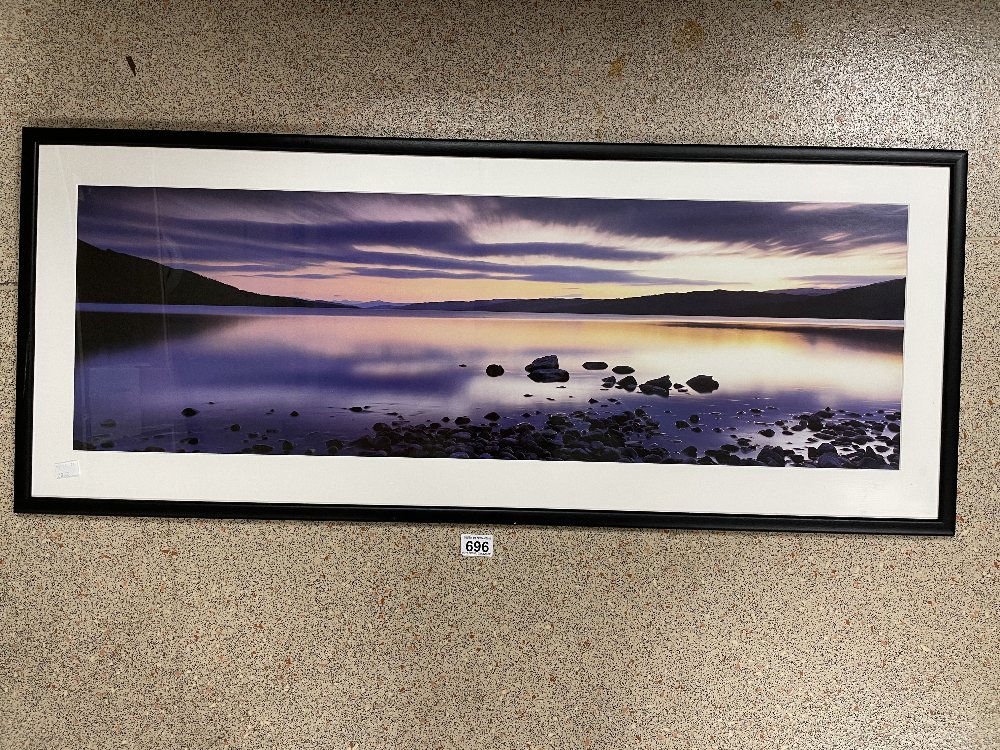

left=77, top=186, right=908, bottom=303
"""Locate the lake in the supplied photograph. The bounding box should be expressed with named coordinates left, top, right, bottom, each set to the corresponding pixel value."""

left=73, top=306, right=904, bottom=468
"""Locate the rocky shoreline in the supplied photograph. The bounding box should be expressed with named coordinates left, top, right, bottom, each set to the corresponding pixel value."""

left=77, top=353, right=901, bottom=469
left=326, top=403, right=900, bottom=468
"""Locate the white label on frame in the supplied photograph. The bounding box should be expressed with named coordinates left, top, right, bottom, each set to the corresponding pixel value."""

left=460, top=534, right=494, bottom=557
left=54, top=461, right=81, bottom=479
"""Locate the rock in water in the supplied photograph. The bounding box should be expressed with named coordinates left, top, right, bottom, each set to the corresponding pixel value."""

left=638, top=383, right=669, bottom=396
left=582, top=361, right=608, bottom=370
left=525, top=354, right=560, bottom=372
left=527, top=368, right=570, bottom=383
left=611, top=365, right=635, bottom=375
left=646, top=375, right=672, bottom=389
left=756, top=445, right=786, bottom=467
left=486, top=364, right=505, bottom=377
left=615, top=375, right=638, bottom=391
left=181, top=407, right=199, bottom=417
left=817, top=452, right=847, bottom=469
left=639, top=374, right=671, bottom=397
left=685, top=375, right=719, bottom=393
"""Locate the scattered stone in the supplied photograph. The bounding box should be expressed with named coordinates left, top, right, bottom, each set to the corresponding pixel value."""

left=611, top=365, right=635, bottom=375
left=582, top=361, right=609, bottom=370
left=349, top=406, right=366, bottom=412
left=758, top=428, right=775, bottom=437
left=290, top=410, right=299, bottom=417
left=484, top=412, right=501, bottom=421
left=229, top=423, right=241, bottom=432
left=181, top=407, right=199, bottom=417
left=99, top=419, right=117, bottom=428
left=486, top=364, right=504, bottom=377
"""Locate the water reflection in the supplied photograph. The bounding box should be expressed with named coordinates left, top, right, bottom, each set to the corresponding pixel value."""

left=74, top=307, right=903, bottom=456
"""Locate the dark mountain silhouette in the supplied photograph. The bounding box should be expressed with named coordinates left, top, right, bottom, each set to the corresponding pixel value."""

left=400, top=278, right=906, bottom=320
left=75, top=241, right=354, bottom=308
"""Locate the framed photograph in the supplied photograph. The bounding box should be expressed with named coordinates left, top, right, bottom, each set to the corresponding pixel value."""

left=14, top=128, right=966, bottom=533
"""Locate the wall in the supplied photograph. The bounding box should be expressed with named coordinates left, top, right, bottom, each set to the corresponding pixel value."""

left=0, top=1, right=997, bottom=748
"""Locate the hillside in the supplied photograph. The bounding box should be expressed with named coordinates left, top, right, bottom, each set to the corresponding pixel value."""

left=400, top=278, right=906, bottom=320
left=75, top=241, right=354, bottom=309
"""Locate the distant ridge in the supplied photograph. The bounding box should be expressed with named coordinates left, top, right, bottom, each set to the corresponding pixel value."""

left=400, top=278, right=906, bottom=320
left=76, top=241, right=355, bottom=309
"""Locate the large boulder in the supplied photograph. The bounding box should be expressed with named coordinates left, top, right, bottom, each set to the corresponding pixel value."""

left=638, top=374, right=672, bottom=397
left=525, top=354, right=560, bottom=372
left=756, top=445, right=786, bottom=467
left=685, top=374, right=719, bottom=393
left=816, top=451, right=847, bottom=468
left=615, top=375, right=638, bottom=391
left=638, top=383, right=669, bottom=397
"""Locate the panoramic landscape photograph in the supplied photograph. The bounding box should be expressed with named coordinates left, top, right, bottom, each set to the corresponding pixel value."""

left=73, top=185, right=908, bottom=469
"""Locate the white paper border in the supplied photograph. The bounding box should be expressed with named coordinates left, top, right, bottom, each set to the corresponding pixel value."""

left=28, top=142, right=952, bottom=520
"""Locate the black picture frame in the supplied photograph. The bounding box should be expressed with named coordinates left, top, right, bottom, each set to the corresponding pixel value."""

left=14, top=127, right=966, bottom=534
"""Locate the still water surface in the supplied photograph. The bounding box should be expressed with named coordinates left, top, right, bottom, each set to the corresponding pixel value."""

left=74, top=305, right=903, bottom=456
